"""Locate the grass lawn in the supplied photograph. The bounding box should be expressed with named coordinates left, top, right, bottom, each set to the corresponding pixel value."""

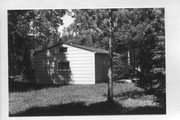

left=9, top=82, right=165, bottom=116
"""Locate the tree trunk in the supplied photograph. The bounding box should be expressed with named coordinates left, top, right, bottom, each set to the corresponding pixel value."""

left=11, top=32, right=15, bottom=76
left=133, top=48, right=136, bottom=76
left=128, top=50, right=130, bottom=65
left=108, top=12, right=113, bottom=101
left=108, top=35, right=113, bottom=102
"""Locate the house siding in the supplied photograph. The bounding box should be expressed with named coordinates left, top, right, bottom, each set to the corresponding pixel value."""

left=33, top=43, right=111, bottom=84
left=33, top=44, right=95, bottom=84
left=95, top=54, right=108, bottom=83
left=63, top=44, right=95, bottom=84
left=33, top=47, right=70, bottom=84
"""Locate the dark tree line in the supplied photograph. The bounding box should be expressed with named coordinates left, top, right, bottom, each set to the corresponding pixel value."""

left=8, top=10, right=66, bottom=80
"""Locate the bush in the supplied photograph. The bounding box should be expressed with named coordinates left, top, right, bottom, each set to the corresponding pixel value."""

left=22, top=68, right=35, bottom=82
left=113, top=54, right=130, bottom=80
left=153, top=72, right=166, bottom=108
left=135, top=70, right=166, bottom=108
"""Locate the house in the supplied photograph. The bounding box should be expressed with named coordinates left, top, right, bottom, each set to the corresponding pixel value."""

left=33, top=43, right=109, bottom=84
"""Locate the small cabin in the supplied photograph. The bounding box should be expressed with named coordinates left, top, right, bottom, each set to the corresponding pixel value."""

left=33, top=43, right=109, bottom=84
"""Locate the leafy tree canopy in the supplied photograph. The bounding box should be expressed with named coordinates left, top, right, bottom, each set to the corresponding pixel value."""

left=8, top=9, right=66, bottom=77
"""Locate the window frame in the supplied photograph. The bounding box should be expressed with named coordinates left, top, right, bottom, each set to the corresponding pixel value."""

left=58, top=47, right=67, bottom=53
left=57, top=61, right=70, bottom=71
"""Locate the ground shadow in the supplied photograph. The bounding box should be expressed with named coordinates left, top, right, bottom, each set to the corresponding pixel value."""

left=9, top=81, right=68, bottom=92
left=10, top=100, right=165, bottom=117
left=124, top=106, right=166, bottom=114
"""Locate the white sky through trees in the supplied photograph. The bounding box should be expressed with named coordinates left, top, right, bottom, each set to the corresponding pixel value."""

left=58, top=14, right=75, bottom=36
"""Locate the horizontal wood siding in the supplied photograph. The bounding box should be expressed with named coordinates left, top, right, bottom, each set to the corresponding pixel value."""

left=63, top=44, right=95, bottom=84
left=33, top=46, right=71, bottom=84
left=33, top=44, right=95, bottom=84
left=95, top=54, right=108, bottom=83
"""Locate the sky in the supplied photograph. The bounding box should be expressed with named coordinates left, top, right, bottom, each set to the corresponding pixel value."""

left=58, top=14, right=75, bottom=36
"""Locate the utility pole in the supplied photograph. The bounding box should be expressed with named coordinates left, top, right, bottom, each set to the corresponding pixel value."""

left=107, top=9, right=113, bottom=102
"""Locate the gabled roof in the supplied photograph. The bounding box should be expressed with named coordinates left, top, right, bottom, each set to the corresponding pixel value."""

left=33, top=43, right=109, bottom=55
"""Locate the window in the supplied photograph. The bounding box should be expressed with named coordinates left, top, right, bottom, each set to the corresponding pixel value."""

left=59, top=47, right=67, bottom=53
left=57, top=61, right=70, bottom=70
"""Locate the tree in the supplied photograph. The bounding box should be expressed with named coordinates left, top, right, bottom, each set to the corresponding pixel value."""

left=8, top=10, right=66, bottom=80
left=128, top=8, right=165, bottom=106
left=63, top=9, right=132, bottom=101
left=62, top=8, right=165, bottom=105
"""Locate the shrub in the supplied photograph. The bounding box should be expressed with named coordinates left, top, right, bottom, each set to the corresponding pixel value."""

left=113, top=54, right=130, bottom=80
